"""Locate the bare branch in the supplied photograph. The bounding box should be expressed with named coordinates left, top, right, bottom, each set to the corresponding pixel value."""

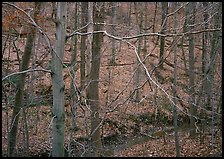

left=66, top=28, right=221, bottom=42
left=2, top=68, right=51, bottom=81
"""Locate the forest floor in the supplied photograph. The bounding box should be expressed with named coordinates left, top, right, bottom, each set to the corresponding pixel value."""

left=2, top=2, right=222, bottom=157
left=2, top=104, right=222, bottom=157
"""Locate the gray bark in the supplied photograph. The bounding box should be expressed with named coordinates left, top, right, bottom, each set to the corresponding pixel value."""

left=51, top=2, right=66, bottom=157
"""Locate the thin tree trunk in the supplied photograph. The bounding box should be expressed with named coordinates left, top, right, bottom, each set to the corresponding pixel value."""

left=110, top=2, right=116, bottom=65
left=187, top=2, right=196, bottom=137
left=68, top=2, right=78, bottom=157
left=22, top=108, right=29, bottom=156
left=181, top=8, right=188, bottom=75
left=70, top=2, right=78, bottom=129
left=143, top=2, right=148, bottom=59
left=152, top=2, right=157, bottom=35
left=200, top=2, right=209, bottom=143
left=51, top=2, right=66, bottom=157
left=80, top=2, right=88, bottom=88
left=207, top=3, right=221, bottom=153
left=159, top=2, right=168, bottom=69
left=172, top=2, right=180, bottom=157
left=86, top=2, right=93, bottom=78
left=128, top=2, right=132, bottom=26
left=133, top=2, right=143, bottom=102
left=7, top=2, right=42, bottom=156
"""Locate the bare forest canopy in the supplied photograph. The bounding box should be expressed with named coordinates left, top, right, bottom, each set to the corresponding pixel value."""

left=2, top=2, right=222, bottom=157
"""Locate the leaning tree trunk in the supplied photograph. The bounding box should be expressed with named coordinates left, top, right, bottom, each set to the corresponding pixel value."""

left=51, top=2, right=66, bottom=157
left=87, top=2, right=104, bottom=157
left=7, top=2, right=42, bottom=157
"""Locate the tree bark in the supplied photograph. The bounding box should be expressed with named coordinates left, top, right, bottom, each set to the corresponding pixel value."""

left=51, top=2, right=66, bottom=157
left=86, top=2, right=93, bottom=78
left=159, top=2, right=168, bottom=69
left=186, top=2, right=196, bottom=137
left=80, top=2, right=88, bottom=88
left=110, top=2, right=117, bottom=65
left=87, top=2, right=104, bottom=157
left=172, top=2, right=180, bottom=157
left=133, top=2, right=143, bottom=102
left=7, top=2, right=42, bottom=156
left=68, top=3, right=78, bottom=156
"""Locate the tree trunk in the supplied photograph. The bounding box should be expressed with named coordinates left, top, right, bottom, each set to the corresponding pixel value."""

left=7, top=2, right=42, bottom=156
left=110, top=2, right=117, bottom=65
left=207, top=2, right=221, bottom=152
left=128, top=2, right=132, bottom=26
left=68, top=2, right=78, bottom=157
left=143, top=2, right=148, bottom=59
left=159, top=2, right=168, bottom=69
left=86, top=2, right=93, bottom=78
left=152, top=2, right=157, bottom=35
left=87, top=2, right=104, bottom=157
left=172, top=2, right=180, bottom=157
left=200, top=2, right=209, bottom=143
left=133, top=2, right=143, bottom=102
left=181, top=8, right=188, bottom=75
left=186, top=2, right=196, bottom=137
left=51, top=2, right=66, bottom=157
left=70, top=1, right=78, bottom=128
left=80, top=2, right=88, bottom=88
